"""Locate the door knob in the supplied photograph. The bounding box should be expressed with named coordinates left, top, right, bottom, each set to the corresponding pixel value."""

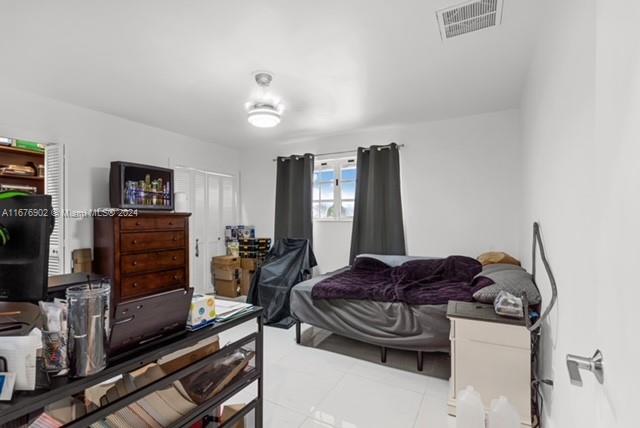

left=567, top=349, right=604, bottom=386
left=195, top=238, right=200, bottom=257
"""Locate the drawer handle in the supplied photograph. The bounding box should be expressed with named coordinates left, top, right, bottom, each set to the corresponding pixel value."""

left=132, top=239, right=138, bottom=244
left=173, top=275, right=179, bottom=280
left=132, top=282, right=138, bottom=288
left=135, top=221, right=140, bottom=226
left=173, top=237, right=178, bottom=241
left=168, top=221, right=173, bottom=226
left=132, top=261, right=138, bottom=266
left=172, top=256, right=177, bottom=261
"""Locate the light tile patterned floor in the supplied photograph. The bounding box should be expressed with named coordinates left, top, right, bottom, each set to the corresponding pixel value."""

left=218, top=321, right=456, bottom=428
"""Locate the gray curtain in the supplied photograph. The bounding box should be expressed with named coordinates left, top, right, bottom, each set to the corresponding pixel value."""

left=349, top=143, right=405, bottom=263
left=274, top=154, right=314, bottom=243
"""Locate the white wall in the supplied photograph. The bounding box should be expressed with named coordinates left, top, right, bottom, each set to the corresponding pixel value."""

left=241, top=109, right=522, bottom=273
left=0, top=85, right=239, bottom=272
left=518, top=0, right=640, bottom=426
left=592, top=1, right=639, bottom=426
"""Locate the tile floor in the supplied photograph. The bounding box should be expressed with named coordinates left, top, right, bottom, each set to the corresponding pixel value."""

left=218, top=321, right=456, bottom=428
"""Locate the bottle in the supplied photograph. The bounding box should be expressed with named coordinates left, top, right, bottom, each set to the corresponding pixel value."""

left=456, top=386, right=485, bottom=428
left=487, top=396, right=520, bottom=428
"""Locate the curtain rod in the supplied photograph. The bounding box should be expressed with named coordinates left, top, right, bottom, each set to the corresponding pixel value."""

left=272, top=143, right=404, bottom=161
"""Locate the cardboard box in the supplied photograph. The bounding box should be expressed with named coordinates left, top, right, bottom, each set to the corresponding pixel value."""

left=72, top=248, right=92, bottom=273
left=240, top=258, right=258, bottom=271
left=212, top=255, right=241, bottom=268
left=220, top=403, right=246, bottom=428
left=215, top=279, right=240, bottom=298
left=214, top=267, right=240, bottom=281
left=240, top=269, right=255, bottom=296
left=160, top=338, right=220, bottom=374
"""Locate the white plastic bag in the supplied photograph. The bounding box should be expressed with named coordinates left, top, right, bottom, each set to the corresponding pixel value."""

left=494, top=290, right=524, bottom=318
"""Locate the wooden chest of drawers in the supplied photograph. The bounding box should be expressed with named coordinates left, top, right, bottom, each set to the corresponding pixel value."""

left=94, top=212, right=191, bottom=309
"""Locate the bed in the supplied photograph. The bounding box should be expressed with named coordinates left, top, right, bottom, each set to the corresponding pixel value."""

left=289, top=254, right=480, bottom=369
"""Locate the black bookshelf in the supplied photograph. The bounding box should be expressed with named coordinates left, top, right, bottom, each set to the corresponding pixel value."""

left=0, top=306, right=264, bottom=428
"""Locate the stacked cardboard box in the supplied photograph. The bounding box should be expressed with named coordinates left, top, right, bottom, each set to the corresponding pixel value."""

left=211, top=256, right=241, bottom=298
left=239, top=258, right=260, bottom=296
left=72, top=248, right=92, bottom=273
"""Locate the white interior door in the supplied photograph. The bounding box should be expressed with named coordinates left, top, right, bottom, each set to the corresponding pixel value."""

left=192, top=171, right=207, bottom=292
left=174, top=167, right=237, bottom=294
left=205, top=174, right=222, bottom=284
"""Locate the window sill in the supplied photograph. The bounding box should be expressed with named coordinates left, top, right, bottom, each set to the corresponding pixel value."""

left=313, top=218, right=353, bottom=223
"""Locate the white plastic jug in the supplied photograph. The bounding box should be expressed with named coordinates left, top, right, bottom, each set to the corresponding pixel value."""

left=487, top=396, right=520, bottom=428
left=456, top=386, right=485, bottom=428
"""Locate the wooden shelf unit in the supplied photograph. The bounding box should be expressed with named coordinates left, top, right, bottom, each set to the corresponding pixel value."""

left=0, top=145, right=45, bottom=193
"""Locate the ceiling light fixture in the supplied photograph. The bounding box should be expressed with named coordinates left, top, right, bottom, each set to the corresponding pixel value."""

left=246, top=71, right=283, bottom=128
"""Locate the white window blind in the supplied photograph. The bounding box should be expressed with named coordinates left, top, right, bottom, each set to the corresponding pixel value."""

left=45, top=144, right=65, bottom=275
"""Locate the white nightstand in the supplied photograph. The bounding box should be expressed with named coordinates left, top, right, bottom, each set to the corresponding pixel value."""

left=447, top=301, right=532, bottom=427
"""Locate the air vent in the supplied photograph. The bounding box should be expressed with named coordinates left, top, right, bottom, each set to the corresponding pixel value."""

left=436, top=0, right=503, bottom=40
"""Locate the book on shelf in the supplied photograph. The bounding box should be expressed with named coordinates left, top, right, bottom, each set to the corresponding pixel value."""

left=12, top=139, right=44, bottom=153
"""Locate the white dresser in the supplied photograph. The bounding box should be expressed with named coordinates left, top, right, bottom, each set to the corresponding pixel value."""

left=447, top=301, right=532, bottom=427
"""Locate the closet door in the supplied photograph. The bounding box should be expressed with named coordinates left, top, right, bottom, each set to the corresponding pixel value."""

left=205, top=174, right=222, bottom=292
left=191, top=171, right=207, bottom=293
left=174, top=167, right=237, bottom=294
left=220, top=175, right=237, bottom=254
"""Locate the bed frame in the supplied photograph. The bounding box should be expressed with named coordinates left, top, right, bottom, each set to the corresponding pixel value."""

left=294, top=222, right=557, bottom=373
left=295, top=319, right=426, bottom=370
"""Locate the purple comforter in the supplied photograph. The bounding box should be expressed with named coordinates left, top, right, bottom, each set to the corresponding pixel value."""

left=311, top=256, right=491, bottom=305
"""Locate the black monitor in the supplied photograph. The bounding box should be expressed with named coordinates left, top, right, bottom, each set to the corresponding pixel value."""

left=0, top=193, right=54, bottom=301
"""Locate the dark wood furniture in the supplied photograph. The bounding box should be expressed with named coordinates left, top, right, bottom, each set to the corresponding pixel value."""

left=109, top=161, right=174, bottom=211
left=94, top=212, right=191, bottom=311
left=0, top=145, right=45, bottom=193
left=0, top=306, right=264, bottom=428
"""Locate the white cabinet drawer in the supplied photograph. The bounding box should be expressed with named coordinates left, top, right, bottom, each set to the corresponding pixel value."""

left=453, top=318, right=530, bottom=350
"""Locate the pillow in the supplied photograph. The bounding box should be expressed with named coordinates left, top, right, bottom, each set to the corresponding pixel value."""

left=477, top=251, right=521, bottom=267
left=355, top=254, right=439, bottom=267
left=472, top=268, right=541, bottom=305
left=479, top=263, right=525, bottom=275
left=351, top=256, right=391, bottom=272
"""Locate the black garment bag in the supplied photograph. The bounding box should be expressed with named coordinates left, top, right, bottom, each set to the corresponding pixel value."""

left=247, top=238, right=317, bottom=328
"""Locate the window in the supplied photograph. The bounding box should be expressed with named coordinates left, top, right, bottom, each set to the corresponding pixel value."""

left=313, top=158, right=357, bottom=220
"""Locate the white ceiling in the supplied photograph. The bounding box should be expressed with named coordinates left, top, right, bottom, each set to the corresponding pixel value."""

left=0, top=0, right=540, bottom=147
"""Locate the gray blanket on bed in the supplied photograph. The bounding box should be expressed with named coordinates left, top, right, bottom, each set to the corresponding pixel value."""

left=290, top=268, right=451, bottom=352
